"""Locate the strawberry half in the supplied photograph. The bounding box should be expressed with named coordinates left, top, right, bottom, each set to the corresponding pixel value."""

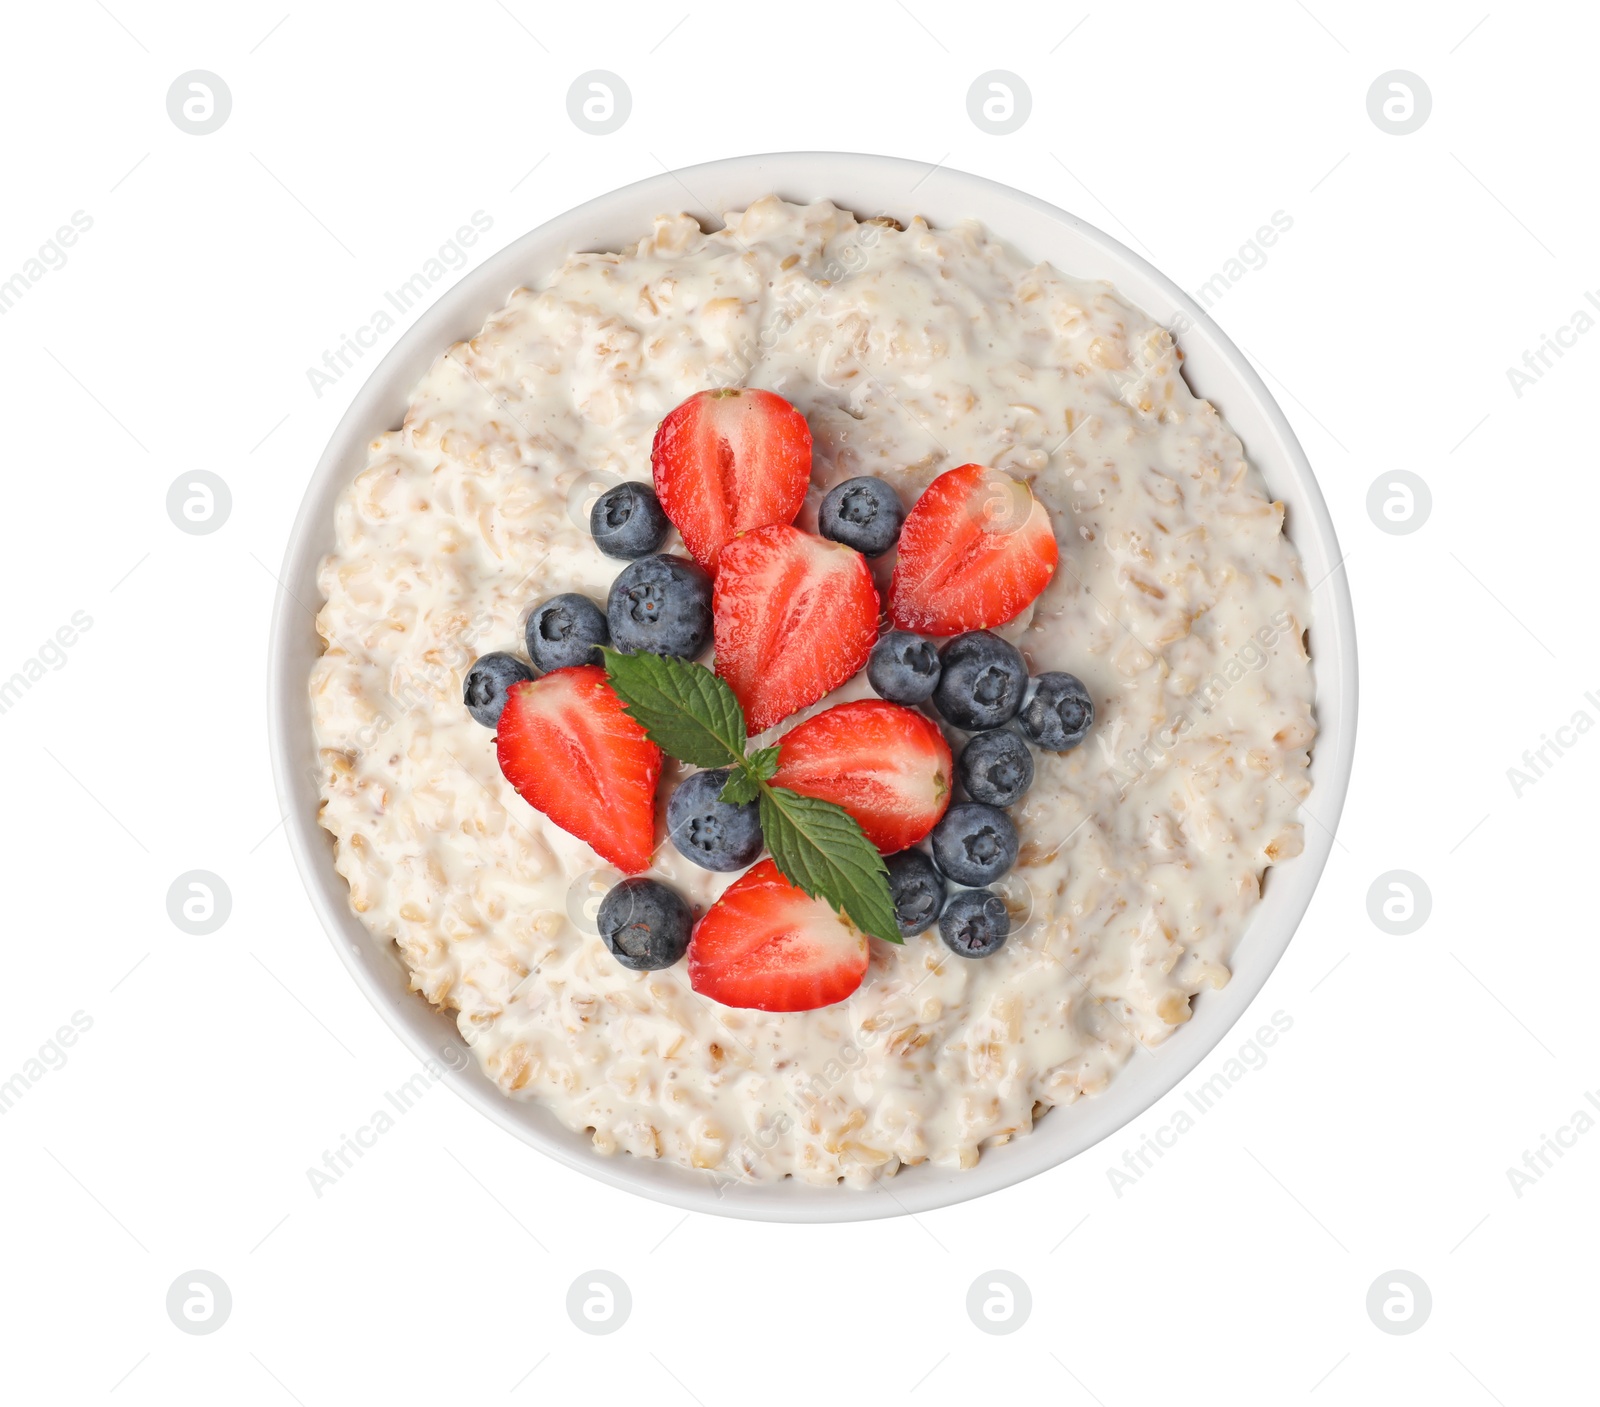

left=651, top=388, right=811, bottom=570
left=888, top=463, right=1059, bottom=635
left=495, top=665, right=662, bottom=874
left=770, top=700, right=952, bottom=854
left=712, top=524, right=879, bottom=735
left=688, top=859, right=869, bottom=1012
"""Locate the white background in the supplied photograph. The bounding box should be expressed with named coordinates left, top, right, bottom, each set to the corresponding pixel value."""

left=1, top=0, right=1591, bottom=1401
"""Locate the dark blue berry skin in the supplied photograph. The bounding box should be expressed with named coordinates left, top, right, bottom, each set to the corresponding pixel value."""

left=939, top=888, right=1010, bottom=958
left=885, top=849, right=947, bottom=937
left=597, top=878, right=692, bottom=971
left=591, top=482, right=670, bottom=560
left=606, top=554, right=713, bottom=659
left=525, top=594, right=609, bottom=672
left=1019, top=672, right=1095, bottom=751
left=867, top=630, right=942, bottom=705
left=930, top=803, right=1018, bottom=885
left=666, top=768, right=764, bottom=872
left=818, top=476, right=905, bottom=557
left=932, top=631, right=1028, bottom=731
left=958, top=729, right=1034, bottom=807
left=463, top=651, right=534, bottom=728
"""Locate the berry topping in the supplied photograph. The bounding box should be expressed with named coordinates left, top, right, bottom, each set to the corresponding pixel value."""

left=932, top=631, right=1028, bottom=731
left=494, top=665, right=662, bottom=874
left=666, top=767, right=765, bottom=872
left=687, top=858, right=869, bottom=1012
left=591, top=481, right=670, bottom=560
left=938, top=888, right=1010, bottom=958
left=606, top=553, right=713, bottom=659
left=867, top=629, right=942, bottom=705
left=463, top=651, right=534, bottom=728
left=889, top=463, right=1058, bottom=634
left=930, top=802, right=1018, bottom=885
left=651, top=388, right=811, bottom=570
left=712, top=524, right=879, bottom=735
left=818, top=476, right=905, bottom=557
left=1019, top=672, right=1095, bottom=751
left=597, top=877, right=692, bottom=971
left=957, top=729, right=1034, bottom=807
left=525, top=593, right=609, bottom=673
left=770, top=700, right=952, bottom=854
left=885, top=849, right=947, bottom=938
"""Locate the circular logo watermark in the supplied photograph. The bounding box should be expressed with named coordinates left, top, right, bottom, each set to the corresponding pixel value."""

left=991, top=871, right=1039, bottom=943
left=565, top=468, right=624, bottom=533
left=166, top=71, right=232, bottom=136
left=965, top=467, right=1035, bottom=537
left=966, top=1269, right=1031, bottom=1334
left=1366, top=870, right=1431, bottom=936
left=1366, top=470, right=1431, bottom=535
left=567, top=868, right=625, bottom=936
left=566, top=71, right=631, bottom=135
left=167, top=471, right=232, bottom=535
left=967, top=71, right=1031, bottom=135
left=167, top=871, right=232, bottom=936
left=1366, top=71, right=1431, bottom=136
left=166, top=1270, right=232, bottom=1334
left=1366, top=1269, right=1431, bottom=1334
left=566, top=1270, right=631, bottom=1334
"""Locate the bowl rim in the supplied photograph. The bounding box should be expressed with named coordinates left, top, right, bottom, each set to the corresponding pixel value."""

left=267, top=150, right=1358, bottom=1223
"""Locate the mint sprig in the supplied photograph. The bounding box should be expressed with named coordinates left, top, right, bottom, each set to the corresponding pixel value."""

left=718, top=769, right=761, bottom=806
left=600, top=649, right=902, bottom=944
left=600, top=648, right=747, bottom=769
left=716, top=746, right=780, bottom=805
left=757, top=786, right=899, bottom=944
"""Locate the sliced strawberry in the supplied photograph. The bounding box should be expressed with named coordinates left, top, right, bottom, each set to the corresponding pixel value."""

left=770, top=700, right=952, bottom=853
left=712, top=524, right=879, bottom=735
left=688, top=859, right=869, bottom=1012
left=651, top=388, right=811, bottom=570
left=495, top=665, right=662, bottom=874
left=888, top=463, right=1059, bottom=635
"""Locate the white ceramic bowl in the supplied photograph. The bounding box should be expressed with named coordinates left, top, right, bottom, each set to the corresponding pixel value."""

left=268, top=151, right=1357, bottom=1222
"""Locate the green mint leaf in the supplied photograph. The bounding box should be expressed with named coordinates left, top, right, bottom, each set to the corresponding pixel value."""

left=720, top=745, right=779, bottom=804
left=600, top=648, right=747, bottom=770
left=757, top=784, right=902, bottom=944
left=718, top=769, right=761, bottom=805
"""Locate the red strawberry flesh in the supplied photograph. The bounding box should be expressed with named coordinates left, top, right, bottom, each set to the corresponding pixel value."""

left=888, top=463, right=1058, bottom=634
left=651, top=388, right=811, bottom=570
left=688, top=859, right=869, bottom=1012
left=770, top=700, right=952, bottom=853
left=713, top=524, right=880, bottom=735
left=494, top=665, right=662, bottom=874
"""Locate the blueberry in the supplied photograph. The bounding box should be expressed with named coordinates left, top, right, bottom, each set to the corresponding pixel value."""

left=885, top=849, right=947, bottom=937
left=597, top=878, right=692, bottom=971
left=932, top=631, right=1028, bottom=730
left=867, top=630, right=942, bottom=705
left=930, top=802, right=1018, bottom=885
left=818, top=476, right=905, bottom=557
left=525, top=593, right=609, bottom=672
left=1019, top=672, right=1095, bottom=751
left=463, top=651, right=534, bottom=728
left=958, top=729, right=1034, bottom=807
left=606, top=554, right=713, bottom=659
left=938, top=888, right=1010, bottom=958
left=667, top=768, right=764, bottom=872
left=591, top=481, right=669, bottom=560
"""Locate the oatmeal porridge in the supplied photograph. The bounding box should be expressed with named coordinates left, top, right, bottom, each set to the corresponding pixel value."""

left=309, top=196, right=1316, bottom=1187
